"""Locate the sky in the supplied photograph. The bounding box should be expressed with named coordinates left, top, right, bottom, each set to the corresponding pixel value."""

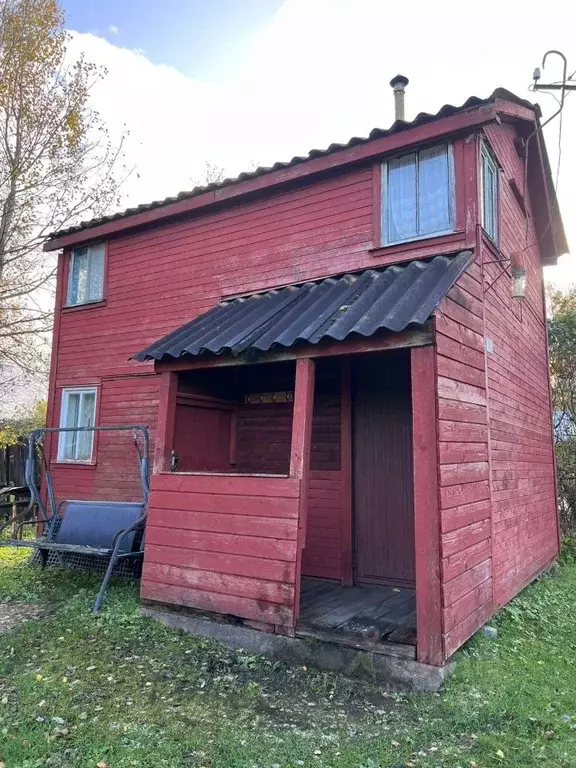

left=62, top=0, right=576, bottom=286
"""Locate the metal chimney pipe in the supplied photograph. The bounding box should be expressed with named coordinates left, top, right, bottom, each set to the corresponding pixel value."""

left=390, top=74, right=409, bottom=121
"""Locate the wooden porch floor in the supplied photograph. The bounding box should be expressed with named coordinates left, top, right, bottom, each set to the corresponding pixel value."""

left=297, top=578, right=416, bottom=659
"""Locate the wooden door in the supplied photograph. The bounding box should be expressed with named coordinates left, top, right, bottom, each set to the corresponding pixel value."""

left=352, top=352, right=415, bottom=586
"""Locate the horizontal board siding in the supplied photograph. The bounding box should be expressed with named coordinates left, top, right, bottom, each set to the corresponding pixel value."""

left=301, top=470, right=343, bottom=580
left=141, top=472, right=301, bottom=626
left=435, top=258, right=492, bottom=659
left=46, top=166, right=373, bottom=516
left=482, top=122, right=558, bottom=607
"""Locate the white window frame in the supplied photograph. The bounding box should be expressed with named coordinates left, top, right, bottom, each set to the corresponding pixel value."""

left=66, top=243, right=105, bottom=307
left=481, top=141, right=499, bottom=245
left=381, top=143, right=456, bottom=246
left=57, top=387, right=98, bottom=463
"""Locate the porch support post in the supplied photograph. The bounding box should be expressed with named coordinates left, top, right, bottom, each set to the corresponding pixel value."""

left=411, top=345, right=444, bottom=666
left=290, top=358, right=316, bottom=623
left=154, top=371, right=178, bottom=474
left=340, top=359, right=354, bottom=586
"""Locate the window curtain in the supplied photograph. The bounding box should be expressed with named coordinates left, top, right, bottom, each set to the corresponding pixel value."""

left=418, top=146, right=450, bottom=235
left=61, top=393, right=80, bottom=459
left=77, top=392, right=96, bottom=460
left=69, top=248, right=88, bottom=304
left=387, top=154, right=417, bottom=242
left=59, top=391, right=96, bottom=460
left=86, top=245, right=105, bottom=301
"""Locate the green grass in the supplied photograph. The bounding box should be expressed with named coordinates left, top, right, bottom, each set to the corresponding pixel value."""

left=1, top=548, right=576, bottom=768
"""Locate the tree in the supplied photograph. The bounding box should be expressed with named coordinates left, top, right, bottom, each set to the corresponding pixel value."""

left=0, top=398, right=45, bottom=448
left=0, top=0, right=126, bottom=397
left=548, top=284, right=576, bottom=536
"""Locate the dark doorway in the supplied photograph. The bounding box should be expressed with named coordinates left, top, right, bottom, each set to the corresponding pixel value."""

left=352, top=351, right=415, bottom=586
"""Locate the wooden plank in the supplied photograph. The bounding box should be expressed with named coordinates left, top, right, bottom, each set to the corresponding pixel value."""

left=440, top=480, right=490, bottom=510
left=340, top=359, right=353, bottom=585
left=146, top=525, right=297, bottom=562
left=151, top=472, right=300, bottom=498
left=141, top=580, right=294, bottom=625
left=439, top=462, right=489, bottom=487
left=155, top=329, right=434, bottom=372
left=291, top=358, right=315, bottom=622
left=144, top=543, right=297, bottom=583
left=290, top=359, right=315, bottom=480
left=411, top=345, right=443, bottom=666
left=442, top=558, right=492, bottom=607
left=153, top=371, right=178, bottom=473
left=147, top=506, right=298, bottom=540
left=143, top=562, right=294, bottom=605
left=295, top=625, right=416, bottom=660
left=148, top=488, right=299, bottom=518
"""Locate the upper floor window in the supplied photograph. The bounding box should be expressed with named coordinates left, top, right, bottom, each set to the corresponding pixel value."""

left=57, top=387, right=97, bottom=462
left=381, top=144, right=455, bottom=245
left=481, top=142, right=499, bottom=244
left=67, top=243, right=105, bottom=306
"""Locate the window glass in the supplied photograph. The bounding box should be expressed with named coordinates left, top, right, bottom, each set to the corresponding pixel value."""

left=387, top=153, right=417, bottom=242
left=481, top=144, right=498, bottom=243
left=382, top=144, right=454, bottom=244
left=58, top=389, right=97, bottom=461
left=67, top=244, right=104, bottom=305
left=419, top=145, right=451, bottom=235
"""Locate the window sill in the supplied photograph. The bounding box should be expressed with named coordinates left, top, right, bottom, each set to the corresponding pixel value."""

left=51, top=460, right=96, bottom=469
left=369, top=229, right=466, bottom=257
left=61, top=299, right=106, bottom=313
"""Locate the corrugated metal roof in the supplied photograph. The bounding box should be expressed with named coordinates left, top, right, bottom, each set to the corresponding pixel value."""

left=47, top=88, right=535, bottom=243
left=134, top=250, right=473, bottom=362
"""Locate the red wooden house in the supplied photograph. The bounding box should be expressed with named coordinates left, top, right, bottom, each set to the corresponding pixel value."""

left=42, top=82, right=567, bottom=681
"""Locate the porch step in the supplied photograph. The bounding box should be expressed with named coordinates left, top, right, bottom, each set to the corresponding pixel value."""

left=295, top=624, right=416, bottom=660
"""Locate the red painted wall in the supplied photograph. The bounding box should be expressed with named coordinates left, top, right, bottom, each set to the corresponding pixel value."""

left=46, top=139, right=471, bottom=502
left=435, top=261, right=492, bottom=658
left=482, top=123, right=558, bottom=606
left=142, top=472, right=300, bottom=627
left=44, top=113, right=559, bottom=662
left=433, top=123, right=558, bottom=658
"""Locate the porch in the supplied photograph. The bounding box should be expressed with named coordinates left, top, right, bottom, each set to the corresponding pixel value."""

left=139, top=346, right=434, bottom=664
left=135, top=254, right=473, bottom=671
left=298, top=578, right=417, bottom=658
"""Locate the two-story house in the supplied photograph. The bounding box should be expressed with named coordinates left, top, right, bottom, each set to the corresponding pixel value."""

left=42, top=82, right=567, bottom=687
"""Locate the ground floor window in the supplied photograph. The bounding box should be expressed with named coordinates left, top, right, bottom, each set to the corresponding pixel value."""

left=57, top=387, right=97, bottom=461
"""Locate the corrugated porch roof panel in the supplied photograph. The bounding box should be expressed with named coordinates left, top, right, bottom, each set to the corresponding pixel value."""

left=133, top=250, right=473, bottom=362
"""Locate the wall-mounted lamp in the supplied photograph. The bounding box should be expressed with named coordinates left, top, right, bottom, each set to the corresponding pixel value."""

left=510, top=251, right=527, bottom=299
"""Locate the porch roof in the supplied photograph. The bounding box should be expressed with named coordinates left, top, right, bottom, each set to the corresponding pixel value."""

left=133, top=250, right=472, bottom=362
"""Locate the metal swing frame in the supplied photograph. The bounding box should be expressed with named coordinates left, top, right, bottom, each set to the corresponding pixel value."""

left=0, top=424, right=150, bottom=613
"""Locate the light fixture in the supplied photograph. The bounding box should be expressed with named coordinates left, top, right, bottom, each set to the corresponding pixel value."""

left=510, top=251, right=527, bottom=299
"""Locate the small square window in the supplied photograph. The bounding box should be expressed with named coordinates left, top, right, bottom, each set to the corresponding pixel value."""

left=57, top=388, right=97, bottom=461
left=481, top=143, right=499, bottom=244
left=67, top=244, right=105, bottom=306
left=381, top=144, right=455, bottom=245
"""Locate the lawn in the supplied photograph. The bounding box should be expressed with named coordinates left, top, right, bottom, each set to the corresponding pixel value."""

left=0, top=548, right=576, bottom=768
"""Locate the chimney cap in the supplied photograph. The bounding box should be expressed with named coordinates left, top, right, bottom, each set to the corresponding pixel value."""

left=390, top=74, right=409, bottom=91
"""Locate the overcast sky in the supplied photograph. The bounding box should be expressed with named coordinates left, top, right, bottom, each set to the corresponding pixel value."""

left=63, top=0, right=575, bottom=285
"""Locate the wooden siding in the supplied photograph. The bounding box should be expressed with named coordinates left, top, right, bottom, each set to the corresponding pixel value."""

left=46, top=142, right=471, bottom=502
left=482, top=123, right=558, bottom=606
left=141, top=472, right=301, bottom=626
left=435, top=258, right=492, bottom=658
left=234, top=384, right=343, bottom=580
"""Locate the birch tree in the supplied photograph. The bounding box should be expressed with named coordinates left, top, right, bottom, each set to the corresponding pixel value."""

left=0, top=0, right=125, bottom=400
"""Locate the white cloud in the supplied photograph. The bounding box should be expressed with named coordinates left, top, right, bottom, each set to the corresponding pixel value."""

left=108, top=24, right=119, bottom=36
left=67, top=0, right=576, bottom=286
